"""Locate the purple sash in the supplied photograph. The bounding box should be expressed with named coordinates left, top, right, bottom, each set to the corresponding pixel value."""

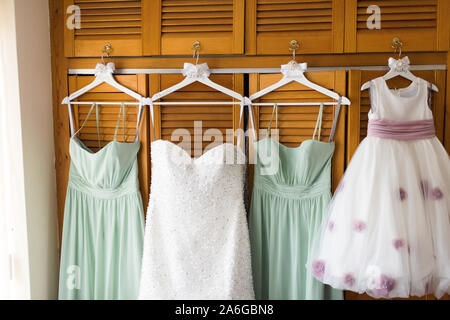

left=367, top=119, right=435, bottom=140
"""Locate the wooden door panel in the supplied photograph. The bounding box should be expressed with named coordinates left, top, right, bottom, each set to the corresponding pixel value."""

left=345, top=0, right=450, bottom=53
left=64, top=0, right=145, bottom=57
left=145, top=0, right=245, bottom=55
left=246, top=0, right=345, bottom=54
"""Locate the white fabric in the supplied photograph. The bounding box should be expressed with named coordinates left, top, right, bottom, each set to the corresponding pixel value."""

left=280, top=61, right=307, bottom=78
left=308, top=76, right=450, bottom=299
left=94, top=62, right=115, bottom=79
left=139, top=141, right=254, bottom=300
left=181, top=62, right=211, bottom=79
left=369, top=77, right=433, bottom=121
left=388, top=56, right=410, bottom=73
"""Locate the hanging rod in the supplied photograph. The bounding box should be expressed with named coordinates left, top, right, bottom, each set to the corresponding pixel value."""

left=151, top=102, right=243, bottom=105
left=68, top=65, right=446, bottom=75
left=66, top=102, right=141, bottom=105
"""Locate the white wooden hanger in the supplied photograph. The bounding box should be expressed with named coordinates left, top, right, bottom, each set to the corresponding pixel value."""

left=61, top=61, right=144, bottom=138
left=146, top=61, right=249, bottom=145
left=62, top=62, right=144, bottom=104
left=361, top=56, right=439, bottom=92
left=249, top=61, right=351, bottom=106
left=149, top=62, right=246, bottom=105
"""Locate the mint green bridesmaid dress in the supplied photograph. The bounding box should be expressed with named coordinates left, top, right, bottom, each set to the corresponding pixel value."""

left=58, top=103, right=144, bottom=300
left=249, top=103, right=343, bottom=300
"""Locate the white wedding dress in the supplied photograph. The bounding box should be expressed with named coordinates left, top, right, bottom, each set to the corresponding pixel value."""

left=139, top=140, right=254, bottom=300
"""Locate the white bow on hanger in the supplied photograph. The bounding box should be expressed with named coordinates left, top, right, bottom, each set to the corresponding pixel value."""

left=361, top=56, right=439, bottom=92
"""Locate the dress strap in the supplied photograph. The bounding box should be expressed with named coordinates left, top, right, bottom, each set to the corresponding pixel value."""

left=114, top=103, right=126, bottom=142
left=427, top=81, right=433, bottom=108
left=312, top=103, right=324, bottom=141
left=328, top=97, right=342, bottom=142
left=237, top=101, right=245, bottom=147
left=135, top=102, right=143, bottom=142
left=68, top=102, right=75, bottom=136
left=267, top=104, right=278, bottom=137
left=149, top=100, right=156, bottom=142
left=73, top=103, right=100, bottom=148
left=247, top=103, right=257, bottom=140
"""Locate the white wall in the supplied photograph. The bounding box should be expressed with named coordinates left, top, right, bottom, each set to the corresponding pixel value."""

left=0, top=0, right=31, bottom=300
left=0, top=0, right=59, bottom=299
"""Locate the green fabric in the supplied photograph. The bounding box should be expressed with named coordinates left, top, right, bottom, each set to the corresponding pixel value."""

left=59, top=104, right=144, bottom=300
left=249, top=104, right=343, bottom=300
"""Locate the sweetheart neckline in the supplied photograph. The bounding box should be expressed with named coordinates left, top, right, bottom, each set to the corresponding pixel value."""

left=151, top=139, right=246, bottom=163
left=254, top=137, right=335, bottom=151
left=71, top=136, right=139, bottom=156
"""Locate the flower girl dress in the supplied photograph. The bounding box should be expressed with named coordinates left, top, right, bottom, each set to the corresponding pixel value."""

left=308, top=76, right=450, bottom=299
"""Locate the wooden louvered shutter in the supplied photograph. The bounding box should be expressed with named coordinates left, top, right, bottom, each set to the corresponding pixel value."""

left=144, top=0, right=245, bottom=55
left=149, top=74, right=244, bottom=156
left=245, top=0, right=345, bottom=54
left=248, top=71, right=347, bottom=191
left=345, top=0, right=450, bottom=52
left=347, top=70, right=448, bottom=164
left=64, top=0, right=144, bottom=57
left=67, top=74, right=150, bottom=207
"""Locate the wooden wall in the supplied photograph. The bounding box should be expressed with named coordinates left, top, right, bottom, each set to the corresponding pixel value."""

left=49, top=0, right=450, bottom=300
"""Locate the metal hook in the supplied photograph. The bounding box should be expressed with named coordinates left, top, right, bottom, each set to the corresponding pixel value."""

left=192, top=41, right=201, bottom=65
left=392, top=37, right=403, bottom=58
left=289, top=40, right=300, bottom=62
left=101, top=43, right=112, bottom=64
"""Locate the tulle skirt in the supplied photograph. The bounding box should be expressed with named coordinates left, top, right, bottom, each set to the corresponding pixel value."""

left=307, top=136, right=450, bottom=299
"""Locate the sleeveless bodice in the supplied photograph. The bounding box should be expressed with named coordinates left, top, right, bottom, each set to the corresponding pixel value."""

left=148, top=140, right=247, bottom=210
left=253, top=138, right=335, bottom=198
left=68, top=138, right=141, bottom=197
left=369, top=77, right=433, bottom=121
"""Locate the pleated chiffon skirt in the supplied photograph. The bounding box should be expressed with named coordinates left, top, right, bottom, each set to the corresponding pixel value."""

left=250, top=179, right=343, bottom=300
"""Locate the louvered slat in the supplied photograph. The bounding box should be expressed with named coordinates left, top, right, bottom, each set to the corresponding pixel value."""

left=75, top=0, right=142, bottom=39
left=161, top=1, right=233, bottom=34
left=350, top=0, right=440, bottom=52
left=250, top=0, right=342, bottom=54
left=256, top=0, right=332, bottom=33
left=357, top=0, right=437, bottom=30
left=159, top=0, right=244, bottom=55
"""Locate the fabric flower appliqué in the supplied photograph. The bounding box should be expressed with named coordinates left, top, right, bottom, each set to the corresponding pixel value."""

left=372, top=274, right=396, bottom=297
left=328, top=221, right=335, bottom=232
left=354, top=220, right=367, bottom=233
left=399, top=188, right=407, bottom=201
left=312, top=260, right=326, bottom=279
left=343, top=273, right=355, bottom=288
left=392, top=239, right=406, bottom=250
left=431, top=188, right=443, bottom=200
